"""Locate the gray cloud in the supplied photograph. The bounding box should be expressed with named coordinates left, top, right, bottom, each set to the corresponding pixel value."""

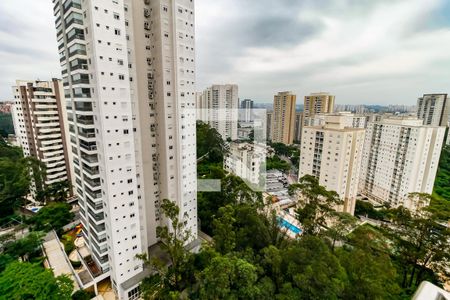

left=0, top=0, right=449, bottom=106
left=196, top=0, right=450, bottom=104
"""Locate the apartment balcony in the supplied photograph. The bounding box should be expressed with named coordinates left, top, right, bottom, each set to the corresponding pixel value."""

left=46, top=176, right=68, bottom=186
left=76, top=116, right=94, bottom=126
left=82, top=165, right=99, bottom=177
left=81, top=153, right=98, bottom=165
left=40, top=137, right=63, bottom=145
left=85, top=186, right=102, bottom=200
left=39, top=125, right=61, bottom=133
left=79, top=142, right=97, bottom=153
left=87, top=208, right=104, bottom=224
left=37, top=132, right=61, bottom=140
left=88, top=219, right=106, bottom=236
left=77, top=130, right=95, bottom=141
left=46, top=160, right=66, bottom=169
left=46, top=171, right=67, bottom=181
left=84, top=177, right=101, bottom=189
left=90, top=230, right=107, bottom=246
left=41, top=145, right=64, bottom=154
left=86, top=196, right=103, bottom=212
left=47, top=164, right=67, bottom=174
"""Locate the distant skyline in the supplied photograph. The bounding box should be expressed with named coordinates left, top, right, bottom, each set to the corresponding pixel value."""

left=1, top=0, right=450, bottom=104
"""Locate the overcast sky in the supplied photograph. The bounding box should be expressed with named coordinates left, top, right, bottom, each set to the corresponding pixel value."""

left=1, top=0, right=449, bottom=104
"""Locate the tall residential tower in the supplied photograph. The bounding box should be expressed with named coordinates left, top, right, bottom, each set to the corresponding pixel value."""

left=52, top=0, right=197, bottom=298
left=200, top=84, right=239, bottom=140
left=303, top=92, right=335, bottom=120
left=416, top=94, right=449, bottom=126
left=299, top=114, right=365, bottom=214
left=359, top=117, right=445, bottom=210
left=271, top=91, right=296, bottom=144
left=12, top=79, right=73, bottom=197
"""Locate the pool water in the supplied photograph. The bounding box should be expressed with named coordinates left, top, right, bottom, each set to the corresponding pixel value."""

left=278, top=217, right=302, bottom=234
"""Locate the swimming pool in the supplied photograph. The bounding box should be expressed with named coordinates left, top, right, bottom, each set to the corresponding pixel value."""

left=278, top=217, right=302, bottom=234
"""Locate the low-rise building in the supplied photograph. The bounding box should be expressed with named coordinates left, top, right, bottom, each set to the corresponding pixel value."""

left=224, top=142, right=266, bottom=186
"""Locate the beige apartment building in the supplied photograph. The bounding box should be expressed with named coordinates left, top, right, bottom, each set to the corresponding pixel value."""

left=271, top=91, right=297, bottom=144
left=11, top=79, right=73, bottom=196
left=299, top=114, right=365, bottom=214
left=304, top=92, right=335, bottom=119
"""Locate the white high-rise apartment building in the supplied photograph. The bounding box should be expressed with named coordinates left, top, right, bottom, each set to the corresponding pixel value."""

left=52, top=0, right=197, bottom=299
left=359, top=117, right=445, bottom=210
left=224, top=142, right=265, bottom=186
left=11, top=79, right=73, bottom=196
left=240, top=99, right=254, bottom=123
left=199, top=84, right=239, bottom=140
left=416, top=94, right=449, bottom=126
left=299, top=114, right=365, bottom=214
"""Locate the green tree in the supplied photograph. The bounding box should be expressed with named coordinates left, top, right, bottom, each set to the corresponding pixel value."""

left=41, top=180, right=71, bottom=203
left=266, top=155, right=290, bottom=172
left=324, top=212, right=357, bottom=251
left=196, top=121, right=227, bottom=162
left=29, top=202, right=74, bottom=235
left=0, top=139, right=32, bottom=218
left=0, top=261, right=73, bottom=300
left=138, top=199, right=194, bottom=299
left=338, top=248, right=401, bottom=299
left=199, top=255, right=261, bottom=299
left=388, top=198, right=450, bottom=289
left=289, top=175, right=343, bottom=235
left=213, top=205, right=236, bottom=254
left=283, top=236, right=347, bottom=299
left=3, top=231, right=45, bottom=261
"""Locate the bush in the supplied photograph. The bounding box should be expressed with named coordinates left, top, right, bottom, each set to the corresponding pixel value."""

left=63, top=241, right=75, bottom=255
left=70, top=260, right=81, bottom=269
left=72, top=289, right=94, bottom=300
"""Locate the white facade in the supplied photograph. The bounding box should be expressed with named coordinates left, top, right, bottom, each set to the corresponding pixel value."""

left=299, top=115, right=365, bottom=215
left=240, top=99, right=253, bottom=123
left=224, top=142, right=266, bottom=186
left=304, top=112, right=368, bottom=129
left=416, top=94, right=449, bottom=126
left=199, top=84, right=239, bottom=140
left=11, top=79, right=73, bottom=195
left=52, top=0, right=197, bottom=299
left=359, top=117, right=445, bottom=210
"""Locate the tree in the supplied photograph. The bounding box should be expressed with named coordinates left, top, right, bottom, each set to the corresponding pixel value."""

left=0, top=261, right=73, bottom=300
left=282, top=236, right=347, bottom=299
left=3, top=231, right=45, bottom=261
left=324, top=212, right=357, bottom=251
left=199, top=255, right=261, bottom=299
left=29, top=202, right=74, bottom=235
left=198, top=174, right=262, bottom=234
left=0, top=139, right=32, bottom=218
left=387, top=198, right=450, bottom=289
left=266, top=155, right=290, bottom=172
left=338, top=247, right=401, bottom=299
left=138, top=199, right=194, bottom=299
left=289, top=175, right=343, bottom=235
left=40, top=180, right=71, bottom=203
left=213, top=205, right=236, bottom=254
left=196, top=121, right=227, bottom=162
